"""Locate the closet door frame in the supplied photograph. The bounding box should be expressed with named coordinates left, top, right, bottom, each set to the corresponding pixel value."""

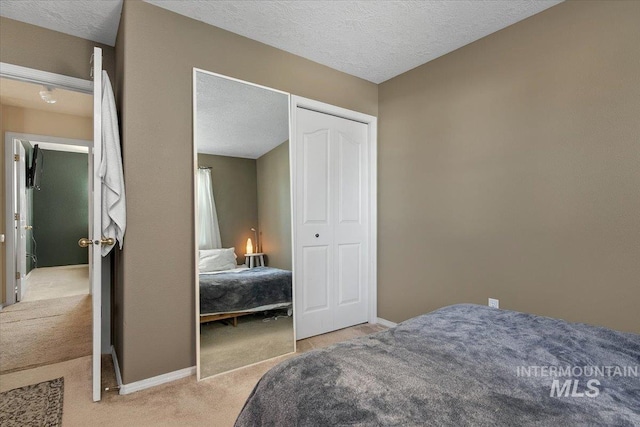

left=290, top=96, right=378, bottom=328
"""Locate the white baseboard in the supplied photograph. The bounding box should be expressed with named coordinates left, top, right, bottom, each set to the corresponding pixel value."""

left=119, top=365, right=196, bottom=395
left=110, top=345, right=123, bottom=390
left=375, top=317, right=398, bottom=328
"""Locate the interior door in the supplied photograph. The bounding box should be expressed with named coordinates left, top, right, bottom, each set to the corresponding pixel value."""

left=294, top=108, right=369, bottom=340
left=89, top=46, right=103, bottom=402
left=14, top=140, right=27, bottom=301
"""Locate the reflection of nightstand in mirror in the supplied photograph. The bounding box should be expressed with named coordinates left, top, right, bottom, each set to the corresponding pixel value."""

left=245, top=253, right=265, bottom=268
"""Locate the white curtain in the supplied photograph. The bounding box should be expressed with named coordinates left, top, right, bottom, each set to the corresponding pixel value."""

left=197, top=168, right=222, bottom=249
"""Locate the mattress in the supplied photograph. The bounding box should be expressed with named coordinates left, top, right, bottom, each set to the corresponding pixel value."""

left=235, top=304, right=640, bottom=426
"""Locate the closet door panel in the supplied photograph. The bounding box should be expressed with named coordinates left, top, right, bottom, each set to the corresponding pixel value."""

left=332, top=119, right=369, bottom=330
left=337, top=243, right=361, bottom=305
left=302, top=246, right=330, bottom=312
left=303, top=129, right=330, bottom=224
left=337, top=132, right=361, bottom=224
left=296, top=245, right=333, bottom=338
left=295, top=109, right=334, bottom=339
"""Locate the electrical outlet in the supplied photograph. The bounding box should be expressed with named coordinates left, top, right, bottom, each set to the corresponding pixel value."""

left=488, top=298, right=499, bottom=309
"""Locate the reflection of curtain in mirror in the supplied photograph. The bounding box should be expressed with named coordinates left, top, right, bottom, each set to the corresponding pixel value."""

left=197, top=168, right=222, bottom=249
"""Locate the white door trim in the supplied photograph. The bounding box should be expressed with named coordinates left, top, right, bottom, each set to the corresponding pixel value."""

left=290, top=96, right=378, bottom=327
left=0, top=62, right=92, bottom=94
left=4, top=135, right=19, bottom=306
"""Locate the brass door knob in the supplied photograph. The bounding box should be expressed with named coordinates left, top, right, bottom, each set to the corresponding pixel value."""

left=78, top=238, right=93, bottom=248
left=79, top=237, right=115, bottom=247
left=101, top=237, right=115, bottom=246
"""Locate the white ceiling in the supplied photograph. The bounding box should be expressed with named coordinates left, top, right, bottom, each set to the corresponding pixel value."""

left=196, top=72, right=289, bottom=159
left=0, top=0, right=123, bottom=46
left=0, top=1, right=562, bottom=84
left=0, top=77, right=93, bottom=117
left=148, top=0, right=562, bottom=83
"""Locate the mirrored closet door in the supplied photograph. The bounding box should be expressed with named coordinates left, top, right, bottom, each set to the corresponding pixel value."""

left=194, top=69, right=294, bottom=379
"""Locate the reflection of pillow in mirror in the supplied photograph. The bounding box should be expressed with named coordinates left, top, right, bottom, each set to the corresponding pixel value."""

left=199, top=248, right=237, bottom=272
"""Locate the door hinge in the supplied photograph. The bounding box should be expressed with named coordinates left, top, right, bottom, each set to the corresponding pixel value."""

left=16, top=272, right=21, bottom=280
left=14, top=154, right=20, bottom=161
left=15, top=213, right=20, bottom=221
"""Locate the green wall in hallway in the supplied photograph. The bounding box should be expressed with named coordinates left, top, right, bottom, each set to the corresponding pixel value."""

left=32, top=149, right=88, bottom=267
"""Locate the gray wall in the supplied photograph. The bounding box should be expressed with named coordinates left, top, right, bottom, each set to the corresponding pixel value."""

left=33, top=150, right=88, bottom=267
left=0, top=17, right=116, bottom=82
left=378, top=0, right=640, bottom=333
left=197, top=154, right=258, bottom=265
left=116, top=0, right=377, bottom=384
left=257, top=141, right=292, bottom=270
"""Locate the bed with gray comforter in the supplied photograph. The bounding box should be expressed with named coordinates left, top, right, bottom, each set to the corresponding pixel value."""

left=235, top=304, right=640, bottom=426
left=199, top=267, right=292, bottom=315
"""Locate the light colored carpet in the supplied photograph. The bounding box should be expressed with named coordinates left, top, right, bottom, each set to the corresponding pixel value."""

left=0, top=323, right=387, bottom=427
left=200, top=314, right=294, bottom=378
left=0, top=295, right=92, bottom=374
left=23, top=265, right=89, bottom=302
left=0, top=377, right=64, bottom=427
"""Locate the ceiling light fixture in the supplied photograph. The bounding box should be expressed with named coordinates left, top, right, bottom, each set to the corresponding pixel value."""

left=39, top=86, right=57, bottom=104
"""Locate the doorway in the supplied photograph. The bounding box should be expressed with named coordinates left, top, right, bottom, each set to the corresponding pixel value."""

left=1, top=51, right=108, bottom=402
left=0, top=76, right=102, bottom=380
left=8, top=134, right=91, bottom=304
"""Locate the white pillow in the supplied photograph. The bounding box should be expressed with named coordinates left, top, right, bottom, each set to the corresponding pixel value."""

left=199, top=248, right=237, bottom=272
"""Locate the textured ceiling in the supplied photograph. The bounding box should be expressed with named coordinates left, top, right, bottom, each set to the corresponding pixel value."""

left=0, top=1, right=562, bottom=83
left=196, top=72, right=289, bottom=159
left=0, top=0, right=122, bottom=45
left=146, top=0, right=562, bottom=83
left=0, top=77, right=93, bottom=117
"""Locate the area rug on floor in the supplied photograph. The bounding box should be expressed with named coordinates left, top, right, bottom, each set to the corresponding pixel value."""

left=0, top=377, right=64, bottom=427
left=0, top=295, right=91, bottom=374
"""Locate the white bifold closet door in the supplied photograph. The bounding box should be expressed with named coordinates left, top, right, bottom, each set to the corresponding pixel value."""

left=295, top=107, right=369, bottom=340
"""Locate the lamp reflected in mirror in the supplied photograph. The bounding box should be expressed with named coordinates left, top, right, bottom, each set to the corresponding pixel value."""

left=194, top=69, right=293, bottom=379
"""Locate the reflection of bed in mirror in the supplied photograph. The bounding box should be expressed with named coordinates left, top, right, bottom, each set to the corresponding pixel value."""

left=199, top=266, right=292, bottom=326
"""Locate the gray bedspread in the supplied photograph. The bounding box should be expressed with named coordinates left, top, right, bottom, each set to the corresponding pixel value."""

left=236, top=304, right=640, bottom=426
left=199, top=267, right=292, bottom=315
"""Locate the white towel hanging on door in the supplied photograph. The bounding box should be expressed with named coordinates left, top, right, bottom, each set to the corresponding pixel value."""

left=99, top=70, right=126, bottom=256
